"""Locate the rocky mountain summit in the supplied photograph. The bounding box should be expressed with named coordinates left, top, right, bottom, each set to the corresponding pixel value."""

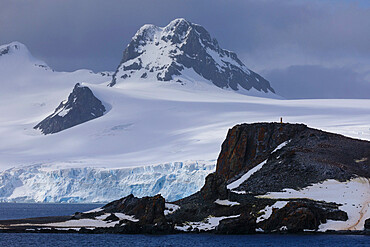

left=0, top=42, right=25, bottom=57
left=34, top=83, right=106, bottom=134
left=0, top=41, right=51, bottom=70
left=1, top=123, right=369, bottom=234
left=109, top=18, right=275, bottom=94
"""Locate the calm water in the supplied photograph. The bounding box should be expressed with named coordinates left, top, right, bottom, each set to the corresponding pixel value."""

left=0, top=202, right=104, bottom=220
left=0, top=203, right=368, bottom=246
left=0, top=233, right=368, bottom=247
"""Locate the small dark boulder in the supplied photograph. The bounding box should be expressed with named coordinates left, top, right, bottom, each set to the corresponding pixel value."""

left=216, top=213, right=256, bottom=234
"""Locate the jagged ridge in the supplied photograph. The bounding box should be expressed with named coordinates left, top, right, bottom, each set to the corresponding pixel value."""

left=109, top=18, right=275, bottom=94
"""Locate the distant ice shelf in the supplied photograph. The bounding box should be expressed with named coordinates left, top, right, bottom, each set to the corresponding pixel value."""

left=0, top=161, right=215, bottom=203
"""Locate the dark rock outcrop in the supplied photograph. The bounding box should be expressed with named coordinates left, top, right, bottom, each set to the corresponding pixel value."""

left=259, top=201, right=348, bottom=233
left=109, top=18, right=275, bottom=94
left=34, top=83, right=106, bottom=134
left=199, top=173, right=227, bottom=201
left=216, top=213, right=256, bottom=234
left=103, top=194, right=165, bottom=225
left=216, top=123, right=306, bottom=180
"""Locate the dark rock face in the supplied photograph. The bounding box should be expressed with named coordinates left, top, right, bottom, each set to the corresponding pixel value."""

left=109, top=19, right=275, bottom=94
left=259, top=201, right=348, bottom=232
left=216, top=123, right=307, bottom=180
left=34, top=83, right=106, bottom=134
left=103, top=194, right=165, bottom=224
left=216, top=123, right=370, bottom=194
left=199, top=173, right=228, bottom=201
left=216, top=213, right=256, bottom=234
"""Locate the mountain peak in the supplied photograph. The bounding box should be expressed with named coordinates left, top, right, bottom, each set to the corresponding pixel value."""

left=0, top=41, right=30, bottom=57
left=163, top=18, right=191, bottom=33
left=0, top=41, right=52, bottom=71
left=34, top=83, right=106, bottom=135
left=109, top=19, right=275, bottom=95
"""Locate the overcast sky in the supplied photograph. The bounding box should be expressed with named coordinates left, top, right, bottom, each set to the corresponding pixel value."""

left=1, top=0, right=369, bottom=99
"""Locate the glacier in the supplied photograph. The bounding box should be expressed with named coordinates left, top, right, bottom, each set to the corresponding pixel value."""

left=0, top=161, right=215, bottom=203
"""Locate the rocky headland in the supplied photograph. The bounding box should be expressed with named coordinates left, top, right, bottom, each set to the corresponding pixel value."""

left=1, top=123, right=369, bottom=234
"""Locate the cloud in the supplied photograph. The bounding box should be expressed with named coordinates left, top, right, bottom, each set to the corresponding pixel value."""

left=265, top=65, right=370, bottom=99
left=0, top=0, right=369, bottom=98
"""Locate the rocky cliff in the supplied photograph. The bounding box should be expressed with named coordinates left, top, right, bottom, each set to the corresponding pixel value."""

left=216, top=123, right=369, bottom=193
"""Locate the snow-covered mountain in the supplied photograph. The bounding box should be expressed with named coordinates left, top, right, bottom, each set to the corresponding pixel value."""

left=109, top=18, right=275, bottom=96
left=0, top=161, right=215, bottom=203
left=0, top=41, right=50, bottom=69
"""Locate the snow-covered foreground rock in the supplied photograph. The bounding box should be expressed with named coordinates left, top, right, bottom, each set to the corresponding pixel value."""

left=0, top=161, right=215, bottom=203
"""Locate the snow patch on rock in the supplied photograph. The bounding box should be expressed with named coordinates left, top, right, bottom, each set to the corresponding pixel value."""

left=227, top=159, right=267, bottom=191
left=175, top=214, right=241, bottom=232
left=214, top=199, right=240, bottom=207
left=256, top=201, right=288, bottom=223
left=164, top=203, right=180, bottom=215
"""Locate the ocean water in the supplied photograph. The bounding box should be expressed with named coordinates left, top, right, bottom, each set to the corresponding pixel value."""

left=0, top=203, right=368, bottom=246
left=0, top=203, right=104, bottom=220
left=0, top=233, right=368, bottom=247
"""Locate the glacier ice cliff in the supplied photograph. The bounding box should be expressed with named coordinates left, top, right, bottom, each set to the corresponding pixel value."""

left=0, top=161, right=215, bottom=203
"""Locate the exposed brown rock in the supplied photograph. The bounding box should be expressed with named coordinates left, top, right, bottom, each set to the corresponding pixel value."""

left=216, top=213, right=256, bottom=234
left=259, top=201, right=348, bottom=232
left=103, top=194, right=165, bottom=224
left=199, top=173, right=227, bottom=201
left=216, top=123, right=306, bottom=180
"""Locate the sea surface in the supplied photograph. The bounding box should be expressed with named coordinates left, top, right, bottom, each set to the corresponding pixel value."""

left=0, top=202, right=105, bottom=220
left=0, top=203, right=368, bottom=247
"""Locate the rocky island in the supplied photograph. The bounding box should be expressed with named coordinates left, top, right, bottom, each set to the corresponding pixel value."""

left=1, top=123, right=369, bottom=234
